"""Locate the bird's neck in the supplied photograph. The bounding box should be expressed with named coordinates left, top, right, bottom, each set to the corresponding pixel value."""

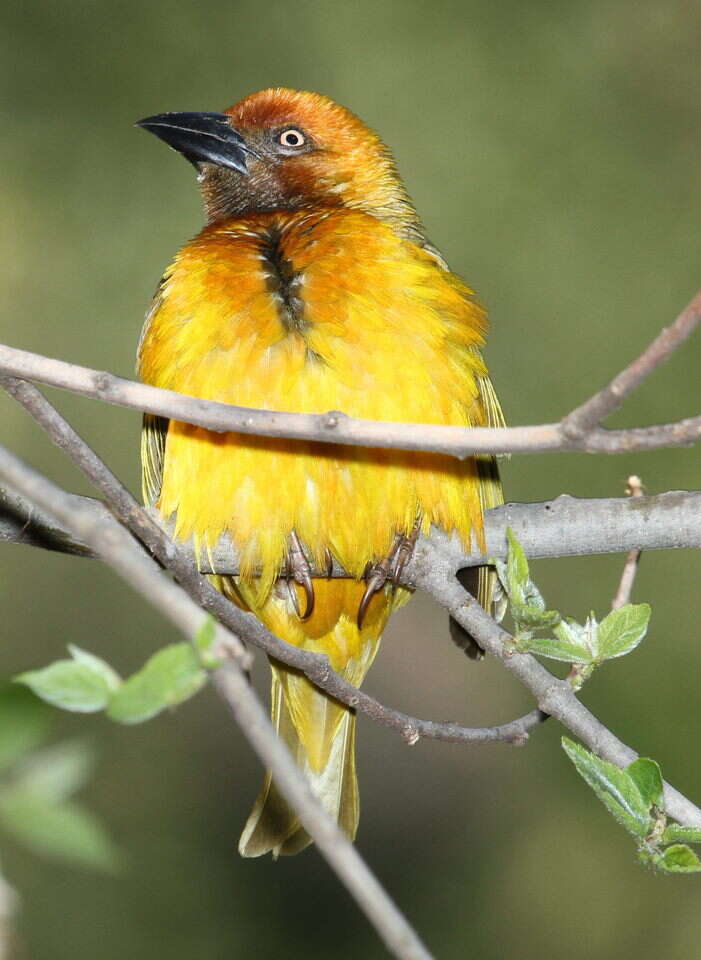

left=197, top=163, right=429, bottom=250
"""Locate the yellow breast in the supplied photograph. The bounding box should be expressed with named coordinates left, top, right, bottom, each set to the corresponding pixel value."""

left=138, top=208, right=489, bottom=586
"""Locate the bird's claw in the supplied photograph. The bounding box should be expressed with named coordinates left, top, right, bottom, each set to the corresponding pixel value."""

left=357, top=520, right=421, bottom=629
left=284, top=531, right=315, bottom=620
left=357, top=558, right=392, bottom=630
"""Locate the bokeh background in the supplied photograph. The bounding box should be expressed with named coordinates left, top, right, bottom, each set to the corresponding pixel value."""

left=1, top=1, right=700, bottom=957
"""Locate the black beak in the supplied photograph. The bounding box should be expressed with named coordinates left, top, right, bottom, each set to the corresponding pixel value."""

left=136, top=112, right=249, bottom=175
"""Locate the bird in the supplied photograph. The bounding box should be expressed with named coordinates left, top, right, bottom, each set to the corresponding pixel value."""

left=136, top=88, right=505, bottom=857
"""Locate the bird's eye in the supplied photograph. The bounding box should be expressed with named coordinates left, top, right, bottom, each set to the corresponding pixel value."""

left=278, top=128, right=306, bottom=149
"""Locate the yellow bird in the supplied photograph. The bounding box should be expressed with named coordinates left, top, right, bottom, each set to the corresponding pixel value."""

left=136, top=88, right=504, bottom=856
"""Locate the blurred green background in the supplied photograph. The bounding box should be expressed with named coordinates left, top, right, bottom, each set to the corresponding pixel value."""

left=1, top=0, right=700, bottom=956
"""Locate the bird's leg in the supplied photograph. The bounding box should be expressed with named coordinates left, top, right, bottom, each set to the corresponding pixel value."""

left=389, top=518, right=421, bottom=589
left=357, top=518, right=421, bottom=629
left=357, top=549, right=396, bottom=630
left=284, top=530, right=315, bottom=620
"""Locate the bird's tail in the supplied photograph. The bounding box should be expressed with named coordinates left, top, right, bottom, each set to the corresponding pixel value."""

left=239, top=666, right=359, bottom=857
left=223, top=577, right=403, bottom=858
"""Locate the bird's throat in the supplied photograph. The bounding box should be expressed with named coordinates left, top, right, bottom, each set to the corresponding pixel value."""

left=260, top=227, right=307, bottom=334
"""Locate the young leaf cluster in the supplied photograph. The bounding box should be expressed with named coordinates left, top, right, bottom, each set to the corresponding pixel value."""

left=15, top=619, right=219, bottom=726
left=0, top=686, right=118, bottom=871
left=495, top=529, right=650, bottom=687
left=562, top=738, right=701, bottom=874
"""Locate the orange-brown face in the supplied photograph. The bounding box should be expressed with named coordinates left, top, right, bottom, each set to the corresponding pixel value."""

left=138, top=88, right=420, bottom=238
left=225, top=88, right=391, bottom=207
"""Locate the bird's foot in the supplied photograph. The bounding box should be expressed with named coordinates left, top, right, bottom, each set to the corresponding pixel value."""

left=357, top=519, right=421, bottom=629
left=283, top=531, right=315, bottom=620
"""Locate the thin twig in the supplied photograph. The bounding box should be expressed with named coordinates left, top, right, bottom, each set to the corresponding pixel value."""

left=0, top=440, right=433, bottom=960
left=0, top=288, right=699, bottom=457
left=0, top=341, right=562, bottom=454
left=562, top=290, right=701, bottom=437
left=566, top=475, right=646, bottom=686
left=2, top=378, right=542, bottom=746
left=611, top=475, right=645, bottom=610
left=414, top=533, right=701, bottom=829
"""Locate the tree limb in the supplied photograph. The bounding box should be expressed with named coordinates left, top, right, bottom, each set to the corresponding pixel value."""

left=0, top=284, right=697, bottom=943
left=4, top=416, right=698, bottom=835
left=3, top=292, right=701, bottom=829
left=5, top=377, right=701, bottom=830
left=0, top=289, right=698, bottom=457
left=562, top=289, right=701, bottom=438
left=3, top=485, right=700, bottom=573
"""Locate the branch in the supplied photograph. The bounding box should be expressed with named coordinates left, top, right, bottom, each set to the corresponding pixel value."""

left=611, top=475, right=644, bottom=610
left=0, top=288, right=696, bottom=929
left=0, top=486, right=96, bottom=557
left=6, top=431, right=697, bottom=840
left=414, top=532, right=701, bottom=829
left=0, top=439, right=432, bottom=960
left=0, top=289, right=698, bottom=457
left=2, top=377, right=541, bottom=746
left=3, top=485, right=701, bottom=572
left=5, top=374, right=701, bottom=838
left=3, top=380, right=700, bottom=865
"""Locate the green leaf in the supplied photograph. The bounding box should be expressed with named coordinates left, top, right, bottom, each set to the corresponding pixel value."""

left=11, top=740, right=94, bottom=802
left=562, top=738, right=651, bottom=837
left=0, top=686, right=51, bottom=772
left=106, top=643, right=207, bottom=725
left=657, top=844, right=701, bottom=873
left=597, top=604, right=651, bottom=660
left=519, top=616, right=595, bottom=663
left=626, top=758, right=663, bottom=809
left=516, top=633, right=593, bottom=663
left=0, top=787, right=120, bottom=871
left=15, top=661, right=112, bottom=713
left=511, top=602, right=561, bottom=632
left=67, top=646, right=121, bottom=692
left=498, top=530, right=561, bottom=635
left=662, top=824, right=701, bottom=845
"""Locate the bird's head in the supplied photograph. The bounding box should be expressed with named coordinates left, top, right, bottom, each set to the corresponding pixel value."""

left=137, top=87, right=422, bottom=241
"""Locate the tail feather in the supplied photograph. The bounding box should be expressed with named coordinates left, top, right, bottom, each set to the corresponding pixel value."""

left=173, top=499, right=393, bottom=856
left=239, top=670, right=359, bottom=857
left=236, top=578, right=398, bottom=858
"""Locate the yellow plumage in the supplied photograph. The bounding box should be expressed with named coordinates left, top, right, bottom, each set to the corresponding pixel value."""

left=137, top=89, right=503, bottom=856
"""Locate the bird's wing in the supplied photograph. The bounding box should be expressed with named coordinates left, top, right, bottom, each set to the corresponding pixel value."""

left=450, top=362, right=507, bottom=659
left=141, top=413, right=168, bottom=507
left=138, top=276, right=170, bottom=508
